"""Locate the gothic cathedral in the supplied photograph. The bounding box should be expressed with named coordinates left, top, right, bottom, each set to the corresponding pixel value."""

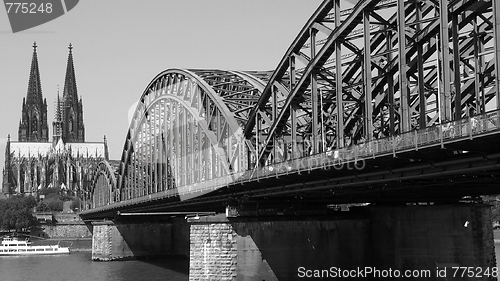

left=2, top=42, right=109, bottom=206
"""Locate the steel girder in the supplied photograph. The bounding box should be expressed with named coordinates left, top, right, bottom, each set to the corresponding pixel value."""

left=244, top=0, right=499, bottom=167
left=94, top=69, right=267, bottom=207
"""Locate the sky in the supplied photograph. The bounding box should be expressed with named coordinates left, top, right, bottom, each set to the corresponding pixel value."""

left=0, top=0, right=324, bottom=170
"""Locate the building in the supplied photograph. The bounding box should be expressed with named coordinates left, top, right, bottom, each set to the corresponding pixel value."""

left=2, top=42, right=108, bottom=203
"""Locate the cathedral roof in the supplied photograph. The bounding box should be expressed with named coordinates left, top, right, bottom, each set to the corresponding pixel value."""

left=66, top=142, right=107, bottom=157
left=8, top=141, right=107, bottom=158
left=9, top=142, right=52, bottom=157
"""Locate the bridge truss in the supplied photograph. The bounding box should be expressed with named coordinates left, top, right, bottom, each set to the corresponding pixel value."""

left=84, top=0, right=500, bottom=214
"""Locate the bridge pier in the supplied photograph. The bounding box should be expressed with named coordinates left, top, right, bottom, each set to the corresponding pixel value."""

left=188, top=204, right=496, bottom=280
left=91, top=217, right=189, bottom=261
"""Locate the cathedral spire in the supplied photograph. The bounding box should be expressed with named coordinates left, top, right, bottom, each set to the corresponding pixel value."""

left=19, top=42, right=49, bottom=142
left=63, top=43, right=78, bottom=104
left=27, top=41, right=43, bottom=106
left=61, top=44, right=85, bottom=143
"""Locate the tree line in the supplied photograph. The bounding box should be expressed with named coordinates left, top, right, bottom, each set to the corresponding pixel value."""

left=1, top=188, right=82, bottom=231
left=0, top=195, right=37, bottom=231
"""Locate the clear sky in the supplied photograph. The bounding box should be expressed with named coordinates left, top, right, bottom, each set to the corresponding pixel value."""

left=0, top=0, right=323, bottom=170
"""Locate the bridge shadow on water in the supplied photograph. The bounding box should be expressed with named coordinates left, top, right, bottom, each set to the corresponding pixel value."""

left=137, top=256, right=189, bottom=276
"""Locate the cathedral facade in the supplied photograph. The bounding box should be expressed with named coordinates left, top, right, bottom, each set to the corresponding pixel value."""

left=2, top=43, right=108, bottom=200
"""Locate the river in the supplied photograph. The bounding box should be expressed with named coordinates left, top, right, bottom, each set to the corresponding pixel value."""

left=0, top=252, right=188, bottom=281
left=0, top=245, right=499, bottom=280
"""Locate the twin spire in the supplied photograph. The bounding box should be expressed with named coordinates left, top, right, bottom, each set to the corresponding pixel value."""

left=19, top=42, right=85, bottom=144
left=26, top=41, right=43, bottom=106
left=62, top=43, right=79, bottom=106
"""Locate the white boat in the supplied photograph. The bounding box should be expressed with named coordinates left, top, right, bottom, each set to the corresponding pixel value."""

left=0, top=236, right=70, bottom=256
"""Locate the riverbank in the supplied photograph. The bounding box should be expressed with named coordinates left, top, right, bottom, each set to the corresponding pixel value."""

left=31, top=237, right=92, bottom=252
left=32, top=213, right=92, bottom=239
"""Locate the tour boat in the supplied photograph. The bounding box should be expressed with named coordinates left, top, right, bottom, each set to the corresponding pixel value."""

left=0, top=236, right=70, bottom=256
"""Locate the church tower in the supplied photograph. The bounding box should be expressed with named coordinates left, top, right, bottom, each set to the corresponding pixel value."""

left=52, top=88, right=63, bottom=144
left=59, top=43, right=85, bottom=143
left=18, top=42, right=49, bottom=142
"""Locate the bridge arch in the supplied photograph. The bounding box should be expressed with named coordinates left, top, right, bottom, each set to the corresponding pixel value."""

left=114, top=69, right=267, bottom=203
left=90, top=160, right=117, bottom=209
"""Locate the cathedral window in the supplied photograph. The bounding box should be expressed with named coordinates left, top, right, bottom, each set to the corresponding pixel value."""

left=32, top=117, right=38, bottom=137
left=69, top=117, right=74, bottom=133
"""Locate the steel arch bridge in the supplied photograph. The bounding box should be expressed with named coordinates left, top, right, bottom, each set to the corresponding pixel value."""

left=83, top=0, right=500, bottom=214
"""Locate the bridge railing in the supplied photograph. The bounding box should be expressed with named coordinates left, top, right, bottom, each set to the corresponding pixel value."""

left=229, top=109, right=500, bottom=185
left=170, top=109, right=500, bottom=197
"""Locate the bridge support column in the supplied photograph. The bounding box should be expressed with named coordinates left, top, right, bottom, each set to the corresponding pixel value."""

left=91, top=218, right=189, bottom=261
left=188, top=204, right=496, bottom=280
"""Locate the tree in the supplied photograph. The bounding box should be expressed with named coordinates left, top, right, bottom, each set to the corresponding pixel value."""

left=43, top=197, right=63, bottom=212
left=0, top=195, right=38, bottom=231
left=20, top=195, right=37, bottom=210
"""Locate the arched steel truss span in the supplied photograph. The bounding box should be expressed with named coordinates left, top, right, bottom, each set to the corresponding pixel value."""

left=86, top=0, right=500, bottom=211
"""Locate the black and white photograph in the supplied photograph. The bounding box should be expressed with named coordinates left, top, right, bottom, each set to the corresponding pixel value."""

left=1, top=0, right=499, bottom=280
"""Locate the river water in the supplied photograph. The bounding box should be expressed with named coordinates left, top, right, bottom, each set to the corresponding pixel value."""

left=0, top=252, right=188, bottom=281
left=0, top=245, right=499, bottom=280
